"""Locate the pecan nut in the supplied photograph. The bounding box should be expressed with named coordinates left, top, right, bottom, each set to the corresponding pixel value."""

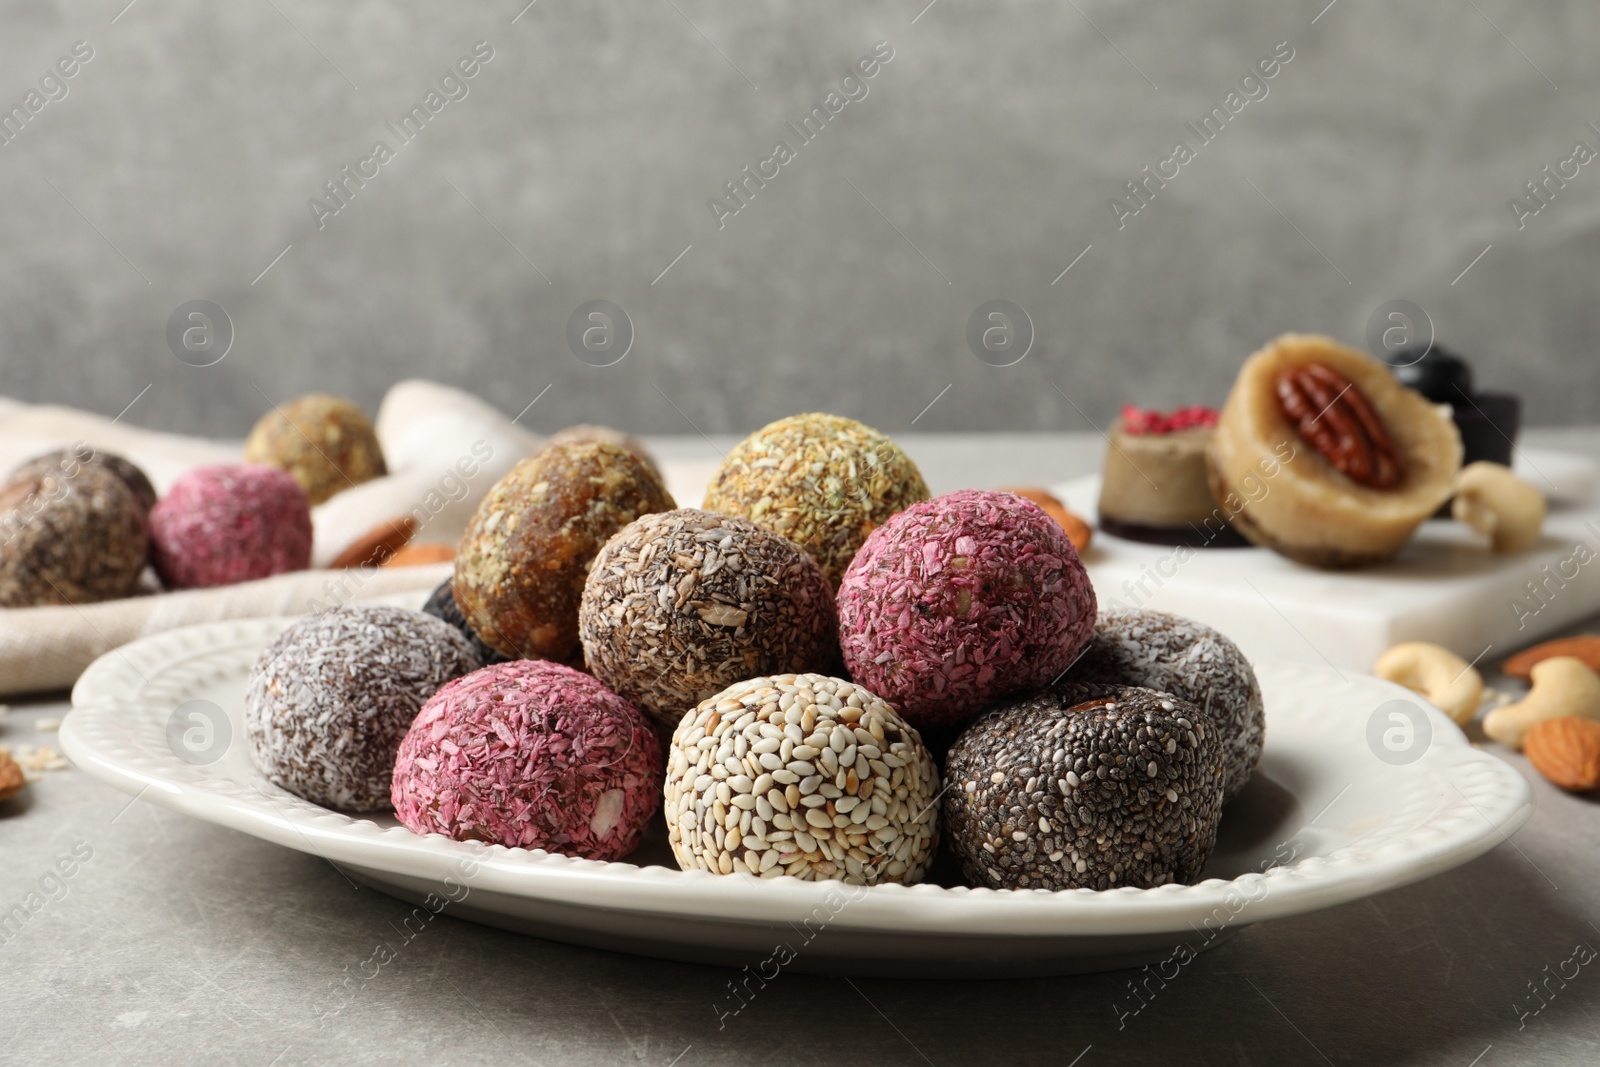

left=1275, top=363, right=1401, bottom=489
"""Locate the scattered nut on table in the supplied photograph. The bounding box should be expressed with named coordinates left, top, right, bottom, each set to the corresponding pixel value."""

left=1504, top=635, right=1600, bottom=680
left=1451, top=461, right=1546, bottom=553
left=1374, top=641, right=1484, bottom=725
left=1522, top=716, right=1600, bottom=792
left=1483, top=656, right=1600, bottom=750
left=0, top=750, right=25, bottom=801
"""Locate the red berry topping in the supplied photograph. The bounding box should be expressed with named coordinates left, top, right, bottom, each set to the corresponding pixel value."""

left=1119, top=404, right=1219, bottom=435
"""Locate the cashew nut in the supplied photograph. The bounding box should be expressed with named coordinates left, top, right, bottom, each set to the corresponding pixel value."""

left=1483, top=656, right=1600, bottom=749
left=1452, top=461, right=1546, bottom=553
left=1374, top=642, right=1484, bottom=725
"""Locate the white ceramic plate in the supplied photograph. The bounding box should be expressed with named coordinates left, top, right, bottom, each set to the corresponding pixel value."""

left=60, top=618, right=1533, bottom=977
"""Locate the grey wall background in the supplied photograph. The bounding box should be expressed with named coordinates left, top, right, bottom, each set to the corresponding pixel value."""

left=0, top=0, right=1595, bottom=438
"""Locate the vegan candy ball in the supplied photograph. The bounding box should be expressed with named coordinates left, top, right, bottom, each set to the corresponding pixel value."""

left=10, top=446, right=158, bottom=514
left=1061, top=609, right=1265, bottom=798
left=579, top=509, right=838, bottom=735
left=244, top=606, right=482, bottom=811
left=148, top=464, right=312, bottom=589
left=703, top=413, right=929, bottom=588
left=391, top=660, right=662, bottom=861
left=837, top=489, right=1097, bottom=730
left=244, top=393, right=387, bottom=505
left=453, top=441, right=674, bottom=662
left=0, top=465, right=148, bottom=607
left=665, top=673, right=940, bottom=884
left=943, top=682, right=1226, bottom=891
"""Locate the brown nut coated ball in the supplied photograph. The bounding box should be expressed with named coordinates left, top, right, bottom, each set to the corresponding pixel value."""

left=0, top=465, right=148, bottom=607
left=244, top=393, right=387, bottom=506
left=579, top=508, right=839, bottom=734
left=454, top=441, right=675, bottom=662
left=703, top=413, right=929, bottom=588
left=10, top=446, right=158, bottom=514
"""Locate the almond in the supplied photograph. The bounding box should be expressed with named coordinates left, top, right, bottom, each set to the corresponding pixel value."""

left=1000, top=486, right=1093, bottom=553
left=1523, top=716, right=1600, bottom=792
left=329, top=516, right=417, bottom=569
left=1504, top=635, right=1600, bottom=680
left=0, top=750, right=25, bottom=801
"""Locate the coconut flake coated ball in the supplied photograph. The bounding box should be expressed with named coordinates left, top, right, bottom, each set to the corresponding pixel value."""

left=454, top=441, right=675, bottom=663
left=0, top=465, right=147, bottom=607
left=244, top=606, right=482, bottom=811
left=665, top=673, right=939, bottom=884
left=837, top=489, right=1097, bottom=731
left=579, top=508, right=839, bottom=735
left=1060, top=609, right=1264, bottom=799
left=244, top=393, right=387, bottom=505
left=392, top=660, right=662, bottom=860
left=943, top=682, right=1225, bottom=891
left=703, top=413, right=929, bottom=589
left=148, top=464, right=312, bottom=589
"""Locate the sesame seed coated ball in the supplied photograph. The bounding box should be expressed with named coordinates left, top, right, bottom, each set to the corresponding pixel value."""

left=579, top=509, right=839, bottom=735
left=244, top=393, right=387, bottom=505
left=1060, top=609, right=1264, bottom=798
left=10, top=446, right=158, bottom=514
left=0, top=465, right=148, bottom=607
left=837, top=489, right=1097, bottom=732
left=665, top=674, right=939, bottom=884
left=392, top=660, right=662, bottom=860
left=703, top=413, right=929, bottom=588
left=454, top=441, right=675, bottom=662
left=244, top=605, right=482, bottom=811
left=943, top=682, right=1225, bottom=891
left=148, top=464, right=312, bottom=589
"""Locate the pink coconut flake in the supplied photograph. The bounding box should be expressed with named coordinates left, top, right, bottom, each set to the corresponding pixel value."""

left=836, top=489, right=1097, bottom=731
left=390, top=659, right=662, bottom=861
left=148, top=464, right=312, bottom=589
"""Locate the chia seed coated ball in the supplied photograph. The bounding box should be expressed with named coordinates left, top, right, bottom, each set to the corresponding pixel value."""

left=837, top=489, right=1097, bottom=732
left=703, top=413, right=929, bottom=588
left=667, top=674, right=938, bottom=884
left=545, top=424, right=664, bottom=483
left=148, top=464, right=312, bottom=589
left=422, top=577, right=511, bottom=667
left=245, top=605, right=482, bottom=811
left=454, top=441, right=674, bottom=663
left=0, top=466, right=147, bottom=607
left=580, top=509, right=839, bottom=735
left=1061, top=609, right=1265, bottom=799
left=944, top=682, right=1225, bottom=891
left=392, top=659, right=662, bottom=860
left=244, top=393, right=387, bottom=506
left=10, top=445, right=158, bottom=514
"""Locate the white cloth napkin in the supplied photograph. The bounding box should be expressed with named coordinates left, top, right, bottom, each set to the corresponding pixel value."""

left=0, top=380, right=544, bottom=695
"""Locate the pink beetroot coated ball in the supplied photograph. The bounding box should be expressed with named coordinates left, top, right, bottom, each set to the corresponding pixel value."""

left=391, top=660, right=662, bottom=860
left=837, top=489, right=1097, bottom=731
left=149, top=464, right=312, bottom=589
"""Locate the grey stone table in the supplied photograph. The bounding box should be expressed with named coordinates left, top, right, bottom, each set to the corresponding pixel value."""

left=4, top=432, right=1599, bottom=1067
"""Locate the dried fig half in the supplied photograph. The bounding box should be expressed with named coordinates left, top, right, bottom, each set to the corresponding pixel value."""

left=1207, top=334, right=1462, bottom=568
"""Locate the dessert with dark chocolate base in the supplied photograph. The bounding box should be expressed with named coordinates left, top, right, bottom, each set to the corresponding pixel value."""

left=1097, top=405, right=1249, bottom=547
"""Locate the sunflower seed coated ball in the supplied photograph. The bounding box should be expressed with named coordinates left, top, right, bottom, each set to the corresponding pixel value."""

left=703, top=413, right=929, bottom=588
left=454, top=441, right=675, bottom=663
left=579, top=509, right=838, bottom=735
left=244, top=393, right=387, bottom=506
left=943, top=682, right=1225, bottom=891
left=0, top=466, right=147, bottom=607
left=244, top=605, right=482, bottom=811
left=1061, top=609, right=1264, bottom=798
left=665, top=674, right=939, bottom=884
